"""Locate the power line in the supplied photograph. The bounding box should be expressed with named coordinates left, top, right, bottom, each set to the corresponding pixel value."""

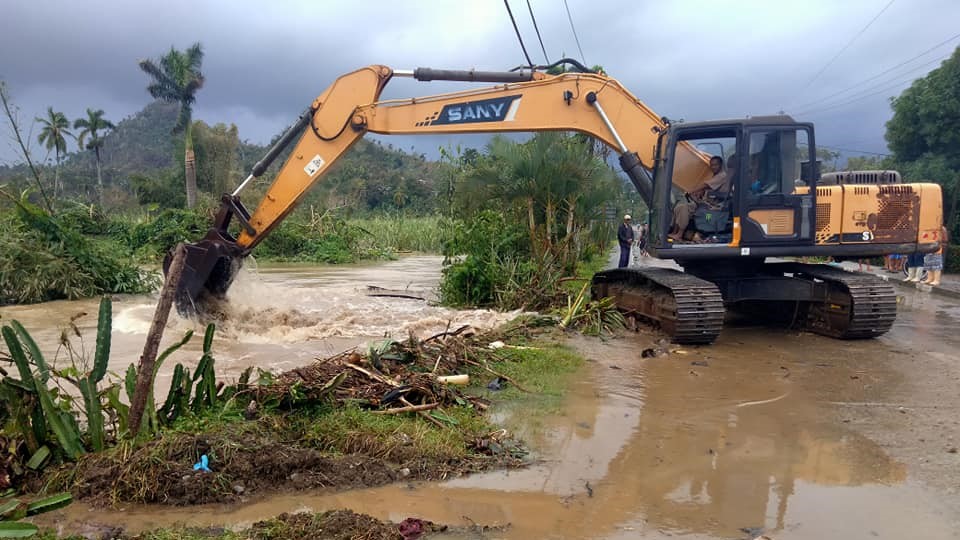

left=797, top=78, right=913, bottom=117
left=503, top=0, right=534, bottom=67
left=792, top=31, right=960, bottom=111
left=819, top=144, right=891, bottom=156
left=796, top=0, right=896, bottom=95
left=526, top=0, right=550, bottom=64
left=563, top=0, right=587, bottom=65
left=795, top=54, right=947, bottom=116
left=797, top=54, right=947, bottom=114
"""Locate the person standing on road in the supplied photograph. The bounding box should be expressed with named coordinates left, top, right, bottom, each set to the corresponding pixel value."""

left=922, top=226, right=948, bottom=286
left=618, top=214, right=635, bottom=268
left=905, top=250, right=926, bottom=282
left=637, top=223, right=648, bottom=257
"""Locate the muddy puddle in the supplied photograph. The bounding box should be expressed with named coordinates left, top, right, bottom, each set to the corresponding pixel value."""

left=0, top=255, right=515, bottom=394
left=37, top=324, right=959, bottom=539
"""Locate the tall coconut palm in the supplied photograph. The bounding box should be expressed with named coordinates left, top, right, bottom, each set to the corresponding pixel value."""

left=36, top=107, right=73, bottom=197
left=138, top=42, right=204, bottom=208
left=73, top=108, right=115, bottom=205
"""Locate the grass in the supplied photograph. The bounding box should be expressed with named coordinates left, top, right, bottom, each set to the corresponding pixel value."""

left=562, top=253, right=606, bottom=296
left=463, top=335, right=585, bottom=436
left=291, top=404, right=493, bottom=463
left=349, top=215, right=447, bottom=254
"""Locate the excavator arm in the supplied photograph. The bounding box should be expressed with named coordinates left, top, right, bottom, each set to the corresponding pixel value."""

left=168, top=62, right=712, bottom=312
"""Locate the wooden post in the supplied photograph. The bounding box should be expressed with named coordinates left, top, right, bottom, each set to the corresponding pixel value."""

left=127, top=243, right=187, bottom=437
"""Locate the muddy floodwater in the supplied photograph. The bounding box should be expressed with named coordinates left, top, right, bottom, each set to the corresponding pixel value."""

left=11, top=256, right=960, bottom=539
left=0, top=256, right=514, bottom=395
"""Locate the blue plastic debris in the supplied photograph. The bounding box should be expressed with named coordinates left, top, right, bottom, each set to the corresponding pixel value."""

left=193, top=454, right=211, bottom=473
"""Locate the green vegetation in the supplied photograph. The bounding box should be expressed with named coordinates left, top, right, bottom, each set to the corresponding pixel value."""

left=946, top=244, right=960, bottom=273
left=0, top=195, right=155, bottom=304
left=138, top=43, right=206, bottom=208
left=439, top=133, right=626, bottom=310
left=0, top=492, right=72, bottom=538
left=482, top=341, right=583, bottom=399
left=72, top=109, right=115, bottom=206
left=886, top=45, right=960, bottom=239
left=0, top=298, right=222, bottom=470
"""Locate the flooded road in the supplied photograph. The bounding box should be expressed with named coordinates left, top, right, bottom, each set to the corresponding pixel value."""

left=14, top=257, right=960, bottom=539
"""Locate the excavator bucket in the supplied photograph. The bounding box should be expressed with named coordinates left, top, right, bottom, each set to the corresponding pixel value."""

left=164, top=196, right=251, bottom=316
left=164, top=233, right=243, bottom=316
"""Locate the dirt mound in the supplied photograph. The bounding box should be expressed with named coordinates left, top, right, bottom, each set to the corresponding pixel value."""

left=63, top=431, right=397, bottom=506
left=40, top=321, right=538, bottom=507
left=118, top=510, right=444, bottom=539
left=49, top=419, right=514, bottom=506
left=248, top=510, right=413, bottom=540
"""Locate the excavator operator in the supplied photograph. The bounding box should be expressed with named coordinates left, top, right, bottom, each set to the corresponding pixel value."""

left=669, top=155, right=733, bottom=242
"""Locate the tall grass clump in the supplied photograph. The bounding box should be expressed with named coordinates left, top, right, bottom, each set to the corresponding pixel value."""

left=349, top=215, right=447, bottom=253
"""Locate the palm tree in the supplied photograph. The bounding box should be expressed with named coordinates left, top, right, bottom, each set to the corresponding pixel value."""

left=138, top=43, right=205, bottom=208
left=73, top=108, right=115, bottom=205
left=36, top=107, right=73, bottom=197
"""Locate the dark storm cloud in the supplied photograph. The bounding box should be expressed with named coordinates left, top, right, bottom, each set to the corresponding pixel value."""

left=3, top=0, right=959, bottom=164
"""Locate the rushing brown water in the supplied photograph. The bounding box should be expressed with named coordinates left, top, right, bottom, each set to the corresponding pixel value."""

left=0, top=256, right=514, bottom=394
left=14, top=256, right=960, bottom=539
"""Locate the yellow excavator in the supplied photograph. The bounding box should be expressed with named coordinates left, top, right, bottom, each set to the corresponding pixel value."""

left=167, top=60, right=943, bottom=344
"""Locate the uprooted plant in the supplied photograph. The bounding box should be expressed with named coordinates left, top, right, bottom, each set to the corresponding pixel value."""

left=557, top=282, right=626, bottom=335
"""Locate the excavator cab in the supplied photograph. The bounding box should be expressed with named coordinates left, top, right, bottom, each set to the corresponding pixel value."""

left=648, top=117, right=817, bottom=258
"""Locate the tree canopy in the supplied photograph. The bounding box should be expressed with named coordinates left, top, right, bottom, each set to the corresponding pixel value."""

left=886, top=46, right=960, bottom=235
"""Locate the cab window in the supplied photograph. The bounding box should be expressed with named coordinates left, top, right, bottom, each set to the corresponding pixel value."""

left=746, top=129, right=811, bottom=196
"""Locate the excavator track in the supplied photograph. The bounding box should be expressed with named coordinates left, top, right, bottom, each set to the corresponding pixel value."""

left=591, top=268, right=725, bottom=344
left=787, top=264, right=897, bottom=339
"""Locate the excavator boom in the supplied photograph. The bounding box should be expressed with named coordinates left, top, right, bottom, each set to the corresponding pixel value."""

left=168, top=61, right=710, bottom=312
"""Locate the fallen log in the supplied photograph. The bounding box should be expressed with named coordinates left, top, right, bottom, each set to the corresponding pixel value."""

left=366, top=286, right=427, bottom=301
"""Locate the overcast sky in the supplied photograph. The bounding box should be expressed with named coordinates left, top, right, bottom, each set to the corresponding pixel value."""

left=3, top=0, right=959, bottom=166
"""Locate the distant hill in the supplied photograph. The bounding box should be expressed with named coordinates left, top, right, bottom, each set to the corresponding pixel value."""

left=94, top=100, right=180, bottom=173
left=0, top=100, right=179, bottom=190
left=1, top=100, right=453, bottom=213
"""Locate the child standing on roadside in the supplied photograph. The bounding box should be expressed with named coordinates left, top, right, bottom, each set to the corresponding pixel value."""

left=922, top=226, right=948, bottom=286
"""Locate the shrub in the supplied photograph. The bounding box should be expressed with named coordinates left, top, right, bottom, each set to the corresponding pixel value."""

left=127, top=209, right=209, bottom=260
left=130, top=170, right=186, bottom=209
left=0, top=196, right=156, bottom=304
left=439, top=210, right=543, bottom=308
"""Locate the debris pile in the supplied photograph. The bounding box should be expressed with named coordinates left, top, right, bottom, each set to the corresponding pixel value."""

left=255, top=324, right=530, bottom=416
